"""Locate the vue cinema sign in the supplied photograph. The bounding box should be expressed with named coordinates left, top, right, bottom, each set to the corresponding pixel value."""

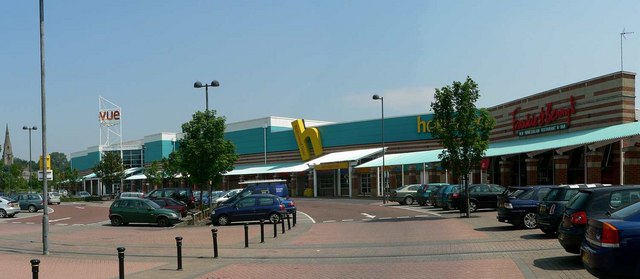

left=510, top=96, right=576, bottom=136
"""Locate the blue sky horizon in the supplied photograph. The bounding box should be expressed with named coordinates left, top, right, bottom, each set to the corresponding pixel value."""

left=1, top=1, right=639, bottom=160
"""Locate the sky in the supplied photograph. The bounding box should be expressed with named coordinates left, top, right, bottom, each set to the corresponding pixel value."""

left=1, top=1, right=639, bottom=161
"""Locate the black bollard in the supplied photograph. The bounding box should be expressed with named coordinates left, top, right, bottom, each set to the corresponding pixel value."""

left=244, top=223, right=249, bottom=248
left=211, top=228, right=219, bottom=258
left=287, top=213, right=291, bottom=230
left=30, top=259, right=40, bottom=279
left=260, top=219, right=265, bottom=243
left=117, top=247, right=125, bottom=279
left=281, top=215, right=286, bottom=234
left=293, top=211, right=296, bottom=227
left=175, top=236, right=183, bottom=271
left=273, top=220, right=277, bottom=238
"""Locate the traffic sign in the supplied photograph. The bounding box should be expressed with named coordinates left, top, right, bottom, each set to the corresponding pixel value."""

left=38, top=170, right=53, bottom=181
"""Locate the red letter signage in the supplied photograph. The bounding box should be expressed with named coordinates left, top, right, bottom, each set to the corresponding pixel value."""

left=509, top=96, right=576, bottom=136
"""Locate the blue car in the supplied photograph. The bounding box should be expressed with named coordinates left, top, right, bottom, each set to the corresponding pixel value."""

left=210, top=194, right=286, bottom=226
left=497, top=185, right=553, bottom=229
left=581, top=200, right=640, bottom=278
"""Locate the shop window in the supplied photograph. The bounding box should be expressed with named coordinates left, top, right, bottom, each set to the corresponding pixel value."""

left=361, top=174, right=371, bottom=195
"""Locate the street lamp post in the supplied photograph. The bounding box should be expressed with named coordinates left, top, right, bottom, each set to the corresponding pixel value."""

left=372, top=94, right=386, bottom=204
left=193, top=80, right=220, bottom=111
left=193, top=80, right=220, bottom=208
left=22, top=126, right=37, bottom=192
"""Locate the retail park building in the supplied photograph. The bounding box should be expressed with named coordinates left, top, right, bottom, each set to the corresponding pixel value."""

left=71, top=71, right=640, bottom=197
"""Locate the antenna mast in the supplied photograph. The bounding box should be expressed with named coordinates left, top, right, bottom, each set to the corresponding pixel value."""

left=621, top=28, right=634, bottom=71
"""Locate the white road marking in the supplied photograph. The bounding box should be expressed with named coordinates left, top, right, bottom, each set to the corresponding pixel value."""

left=396, top=205, right=442, bottom=217
left=26, top=222, right=35, bottom=224
left=297, top=210, right=316, bottom=224
left=11, top=222, right=21, bottom=224
left=397, top=216, right=411, bottom=219
left=75, top=206, right=85, bottom=209
left=49, top=217, right=71, bottom=223
left=341, top=219, right=354, bottom=222
left=360, top=213, right=376, bottom=219
left=415, top=215, right=432, bottom=218
left=72, top=224, right=85, bottom=226
left=56, top=224, right=68, bottom=226
left=378, top=217, right=392, bottom=220
left=323, top=220, right=336, bottom=223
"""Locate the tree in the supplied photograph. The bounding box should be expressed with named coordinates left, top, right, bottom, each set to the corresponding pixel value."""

left=143, top=161, right=164, bottom=190
left=49, top=152, right=70, bottom=191
left=162, top=153, right=182, bottom=186
left=430, top=76, right=495, bottom=217
left=177, top=110, right=238, bottom=206
left=92, top=151, right=124, bottom=195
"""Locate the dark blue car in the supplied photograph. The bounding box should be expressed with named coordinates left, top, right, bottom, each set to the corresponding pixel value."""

left=537, top=184, right=609, bottom=235
left=581, top=200, right=640, bottom=278
left=210, top=194, right=286, bottom=226
left=497, top=185, right=553, bottom=229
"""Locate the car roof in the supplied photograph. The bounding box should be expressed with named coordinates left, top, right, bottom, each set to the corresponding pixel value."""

left=577, top=185, right=640, bottom=193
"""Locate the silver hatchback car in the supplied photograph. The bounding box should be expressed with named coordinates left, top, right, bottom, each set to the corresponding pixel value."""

left=0, top=196, right=20, bottom=218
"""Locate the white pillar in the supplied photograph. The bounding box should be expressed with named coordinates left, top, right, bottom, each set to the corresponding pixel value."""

left=401, top=165, right=405, bottom=186
left=313, top=169, right=318, bottom=198
left=348, top=164, right=353, bottom=198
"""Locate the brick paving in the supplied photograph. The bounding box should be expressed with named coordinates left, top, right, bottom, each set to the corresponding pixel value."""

left=0, top=200, right=597, bottom=279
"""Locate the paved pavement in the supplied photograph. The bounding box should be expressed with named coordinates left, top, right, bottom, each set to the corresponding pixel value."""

left=0, top=199, right=596, bottom=279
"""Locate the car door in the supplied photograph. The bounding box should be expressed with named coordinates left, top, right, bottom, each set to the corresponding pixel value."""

left=470, top=185, right=490, bottom=208
left=135, top=200, right=156, bottom=223
left=118, top=200, right=139, bottom=223
left=233, top=197, right=257, bottom=221
left=18, top=194, right=29, bottom=210
left=255, top=197, right=276, bottom=220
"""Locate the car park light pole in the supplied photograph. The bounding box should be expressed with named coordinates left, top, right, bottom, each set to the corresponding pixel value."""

left=193, top=80, right=220, bottom=112
left=372, top=94, right=386, bottom=204
left=23, top=126, right=37, bottom=193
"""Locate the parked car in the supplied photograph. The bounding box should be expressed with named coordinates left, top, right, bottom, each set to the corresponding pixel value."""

left=115, top=192, right=145, bottom=200
left=537, top=184, right=609, bottom=235
left=75, top=191, right=91, bottom=199
left=0, top=196, right=20, bottom=218
left=145, top=188, right=195, bottom=209
left=210, top=194, right=286, bottom=226
left=450, top=184, right=505, bottom=212
left=581, top=200, right=640, bottom=278
left=213, top=188, right=243, bottom=207
left=417, top=183, right=448, bottom=206
left=11, top=193, right=44, bottom=212
left=109, top=197, right=181, bottom=227
left=47, top=192, right=61, bottom=205
left=148, top=197, right=188, bottom=217
left=497, top=185, right=554, bottom=229
left=558, top=185, right=640, bottom=254
left=436, top=185, right=460, bottom=210
left=280, top=197, right=296, bottom=214
left=428, top=184, right=447, bottom=207
left=220, top=179, right=291, bottom=207
left=389, top=184, right=422, bottom=205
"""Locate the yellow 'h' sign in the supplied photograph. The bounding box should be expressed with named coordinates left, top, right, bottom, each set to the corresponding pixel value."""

left=292, top=119, right=323, bottom=161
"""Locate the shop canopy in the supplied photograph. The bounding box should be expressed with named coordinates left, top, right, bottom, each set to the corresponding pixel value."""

left=224, top=147, right=384, bottom=176
left=356, top=122, right=640, bottom=168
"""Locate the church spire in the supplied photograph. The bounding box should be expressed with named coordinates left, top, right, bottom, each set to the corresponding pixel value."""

left=3, top=124, right=13, bottom=166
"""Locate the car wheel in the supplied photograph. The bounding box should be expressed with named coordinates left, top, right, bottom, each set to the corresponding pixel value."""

left=522, top=212, right=538, bottom=229
left=111, top=216, right=123, bottom=226
left=157, top=216, right=170, bottom=227
left=269, top=213, right=281, bottom=224
left=469, top=201, right=478, bottom=213
left=217, top=215, right=230, bottom=226
left=404, top=196, right=414, bottom=205
left=0, top=209, right=6, bottom=218
left=28, top=205, right=37, bottom=213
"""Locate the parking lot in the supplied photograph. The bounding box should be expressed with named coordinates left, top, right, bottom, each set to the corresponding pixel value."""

left=0, top=198, right=596, bottom=278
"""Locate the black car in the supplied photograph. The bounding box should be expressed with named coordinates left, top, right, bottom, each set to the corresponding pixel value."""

left=450, top=184, right=504, bottom=212
left=537, top=184, right=608, bottom=235
left=558, top=185, right=640, bottom=254
left=145, top=188, right=195, bottom=209
left=497, top=185, right=553, bottom=229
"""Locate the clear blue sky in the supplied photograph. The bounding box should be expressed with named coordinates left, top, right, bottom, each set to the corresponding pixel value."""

left=1, top=1, right=639, bottom=161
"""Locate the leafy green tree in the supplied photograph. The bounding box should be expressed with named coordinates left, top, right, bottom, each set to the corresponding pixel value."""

left=430, top=76, right=495, bottom=217
left=92, top=151, right=125, bottom=195
left=143, top=161, right=164, bottom=190
left=177, top=110, right=237, bottom=206
left=63, top=167, right=80, bottom=193
left=162, top=153, right=182, bottom=187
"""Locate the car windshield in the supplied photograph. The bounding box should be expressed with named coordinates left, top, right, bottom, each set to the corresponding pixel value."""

left=144, top=199, right=162, bottom=209
left=610, top=201, right=640, bottom=220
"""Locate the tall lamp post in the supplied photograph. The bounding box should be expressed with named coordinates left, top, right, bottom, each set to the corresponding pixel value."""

left=22, top=126, right=38, bottom=192
left=372, top=94, right=386, bottom=204
left=193, top=80, right=220, bottom=111
left=193, top=80, right=220, bottom=208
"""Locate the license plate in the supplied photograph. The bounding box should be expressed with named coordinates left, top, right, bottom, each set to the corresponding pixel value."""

left=581, top=249, right=590, bottom=264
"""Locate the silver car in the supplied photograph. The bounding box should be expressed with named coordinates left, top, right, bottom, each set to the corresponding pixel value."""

left=48, top=192, right=61, bottom=205
left=0, top=196, right=20, bottom=218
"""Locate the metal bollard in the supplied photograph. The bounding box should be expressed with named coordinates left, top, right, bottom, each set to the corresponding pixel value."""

left=293, top=211, right=296, bottom=227
left=281, top=215, right=286, bottom=234
left=260, top=220, right=265, bottom=243
left=273, top=220, right=277, bottom=238
left=117, top=247, right=126, bottom=279
left=175, top=236, right=183, bottom=271
left=211, top=228, right=219, bottom=258
left=30, top=259, right=40, bottom=279
left=244, top=223, right=249, bottom=248
left=287, top=213, right=291, bottom=230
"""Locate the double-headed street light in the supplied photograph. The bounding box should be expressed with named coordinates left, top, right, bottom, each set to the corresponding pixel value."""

left=23, top=126, right=37, bottom=192
left=372, top=94, right=387, bottom=204
left=193, top=80, right=220, bottom=111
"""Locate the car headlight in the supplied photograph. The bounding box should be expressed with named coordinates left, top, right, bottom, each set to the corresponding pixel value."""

left=210, top=210, right=215, bottom=215
left=169, top=213, right=178, bottom=218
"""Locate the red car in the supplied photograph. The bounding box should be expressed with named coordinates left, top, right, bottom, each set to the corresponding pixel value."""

left=148, top=197, right=188, bottom=217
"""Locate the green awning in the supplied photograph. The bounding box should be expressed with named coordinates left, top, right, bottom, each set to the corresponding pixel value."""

left=224, top=162, right=309, bottom=176
left=356, top=122, right=640, bottom=168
